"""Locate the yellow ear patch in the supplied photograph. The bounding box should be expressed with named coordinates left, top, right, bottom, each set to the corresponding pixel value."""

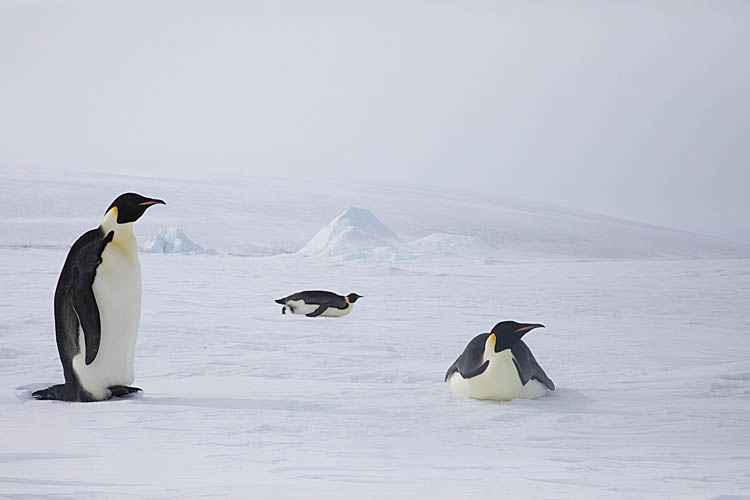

left=112, top=206, right=118, bottom=218
left=345, top=296, right=350, bottom=304
left=489, top=333, right=496, bottom=344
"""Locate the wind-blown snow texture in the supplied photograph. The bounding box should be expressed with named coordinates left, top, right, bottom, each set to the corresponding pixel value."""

left=1, top=167, right=749, bottom=499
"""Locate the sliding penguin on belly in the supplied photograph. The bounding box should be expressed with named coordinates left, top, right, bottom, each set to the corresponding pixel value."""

left=445, top=321, right=555, bottom=401
left=33, top=193, right=165, bottom=402
left=275, top=290, right=362, bottom=317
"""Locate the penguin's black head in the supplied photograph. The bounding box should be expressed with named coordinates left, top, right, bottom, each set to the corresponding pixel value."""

left=106, top=193, right=166, bottom=224
left=346, top=293, right=363, bottom=304
left=489, top=321, right=544, bottom=352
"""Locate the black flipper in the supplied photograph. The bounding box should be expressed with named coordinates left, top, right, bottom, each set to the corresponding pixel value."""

left=511, top=340, right=555, bottom=391
left=306, top=304, right=328, bottom=317
left=109, top=385, right=142, bottom=398
left=72, top=280, right=102, bottom=366
left=72, top=230, right=114, bottom=365
left=445, top=333, right=491, bottom=382
left=459, top=359, right=490, bottom=379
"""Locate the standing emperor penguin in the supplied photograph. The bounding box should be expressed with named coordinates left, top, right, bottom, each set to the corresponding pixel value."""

left=33, top=193, right=165, bottom=402
left=445, top=321, right=555, bottom=401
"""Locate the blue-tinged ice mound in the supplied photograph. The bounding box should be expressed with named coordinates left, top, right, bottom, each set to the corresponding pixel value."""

left=140, top=228, right=216, bottom=255
left=298, top=207, right=399, bottom=257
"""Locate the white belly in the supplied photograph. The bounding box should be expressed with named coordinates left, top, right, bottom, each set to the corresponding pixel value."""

left=286, top=300, right=353, bottom=317
left=321, top=305, right=353, bottom=317
left=448, top=351, right=548, bottom=401
left=72, top=240, right=142, bottom=400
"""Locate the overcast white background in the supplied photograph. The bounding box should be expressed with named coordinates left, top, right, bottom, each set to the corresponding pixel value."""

left=1, top=0, right=748, bottom=242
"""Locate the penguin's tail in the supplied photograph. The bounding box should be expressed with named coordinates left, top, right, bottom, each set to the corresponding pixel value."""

left=274, top=298, right=286, bottom=305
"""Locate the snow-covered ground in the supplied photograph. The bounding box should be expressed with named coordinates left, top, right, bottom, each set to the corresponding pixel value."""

left=1, top=167, right=749, bottom=499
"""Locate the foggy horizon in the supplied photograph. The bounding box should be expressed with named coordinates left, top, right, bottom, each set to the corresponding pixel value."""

left=2, top=1, right=749, bottom=243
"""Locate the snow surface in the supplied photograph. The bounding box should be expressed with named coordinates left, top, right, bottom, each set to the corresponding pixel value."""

left=407, top=232, right=496, bottom=257
left=1, top=167, right=750, bottom=499
left=140, top=227, right=215, bottom=255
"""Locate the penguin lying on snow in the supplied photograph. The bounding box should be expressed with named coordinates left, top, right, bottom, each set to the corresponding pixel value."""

left=445, top=321, right=555, bottom=401
left=275, top=290, right=362, bottom=317
left=33, top=193, right=165, bottom=402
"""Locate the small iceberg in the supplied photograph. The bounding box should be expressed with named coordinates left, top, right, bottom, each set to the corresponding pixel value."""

left=140, top=228, right=216, bottom=255
left=298, top=207, right=399, bottom=257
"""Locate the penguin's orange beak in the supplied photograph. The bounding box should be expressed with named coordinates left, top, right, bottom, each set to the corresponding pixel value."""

left=138, top=199, right=166, bottom=206
left=514, top=324, right=544, bottom=334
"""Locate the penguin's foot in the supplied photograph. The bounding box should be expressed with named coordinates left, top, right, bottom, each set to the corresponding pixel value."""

left=282, top=306, right=286, bottom=315
left=32, top=384, right=67, bottom=400
left=109, top=385, right=142, bottom=398
left=33, top=383, right=105, bottom=402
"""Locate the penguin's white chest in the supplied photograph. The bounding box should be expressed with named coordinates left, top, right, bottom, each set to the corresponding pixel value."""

left=286, top=300, right=353, bottom=317
left=448, top=351, right=547, bottom=401
left=73, top=239, right=142, bottom=399
left=320, top=304, right=353, bottom=317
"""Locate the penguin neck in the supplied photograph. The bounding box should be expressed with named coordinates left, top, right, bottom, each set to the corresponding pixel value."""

left=483, top=338, right=496, bottom=361
left=101, top=209, right=138, bottom=253
left=495, top=333, right=523, bottom=353
left=484, top=339, right=511, bottom=363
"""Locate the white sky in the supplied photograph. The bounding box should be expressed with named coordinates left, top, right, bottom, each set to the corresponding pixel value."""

left=1, top=1, right=749, bottom=242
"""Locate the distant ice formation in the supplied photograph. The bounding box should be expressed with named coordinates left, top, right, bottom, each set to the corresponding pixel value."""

left=140, top=228, right=216, bottom=255
left=298, top=208, right=498, bottom=260
left=298, top=207, right=399, bottom=257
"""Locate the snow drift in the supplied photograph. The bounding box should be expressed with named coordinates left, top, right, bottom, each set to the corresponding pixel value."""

left=140, top=228, right=215, bottom=255
left=297, top=207, right=399, bottom=257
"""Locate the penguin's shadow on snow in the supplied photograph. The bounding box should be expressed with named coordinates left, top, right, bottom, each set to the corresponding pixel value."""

left=467, top=388, right=596, bottom=413
left=517, top=388, right=601, bottom=417
left=15, top=383, right=54, bottom=402
left=132, top=396, right=338, bottom=412
left=13, top=387, right=326, bottom=411
left=16, top=383, right=590, bottom=414
left=536, top=388, right=595, bottom=407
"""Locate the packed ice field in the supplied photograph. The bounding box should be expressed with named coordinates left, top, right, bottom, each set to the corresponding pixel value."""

left=1, top=167, right=749, bottom=499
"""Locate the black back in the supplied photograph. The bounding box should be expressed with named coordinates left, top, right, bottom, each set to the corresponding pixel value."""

left=51, top=226, right=114, bottom=400
left=276, top=290, right=349, bottom=310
